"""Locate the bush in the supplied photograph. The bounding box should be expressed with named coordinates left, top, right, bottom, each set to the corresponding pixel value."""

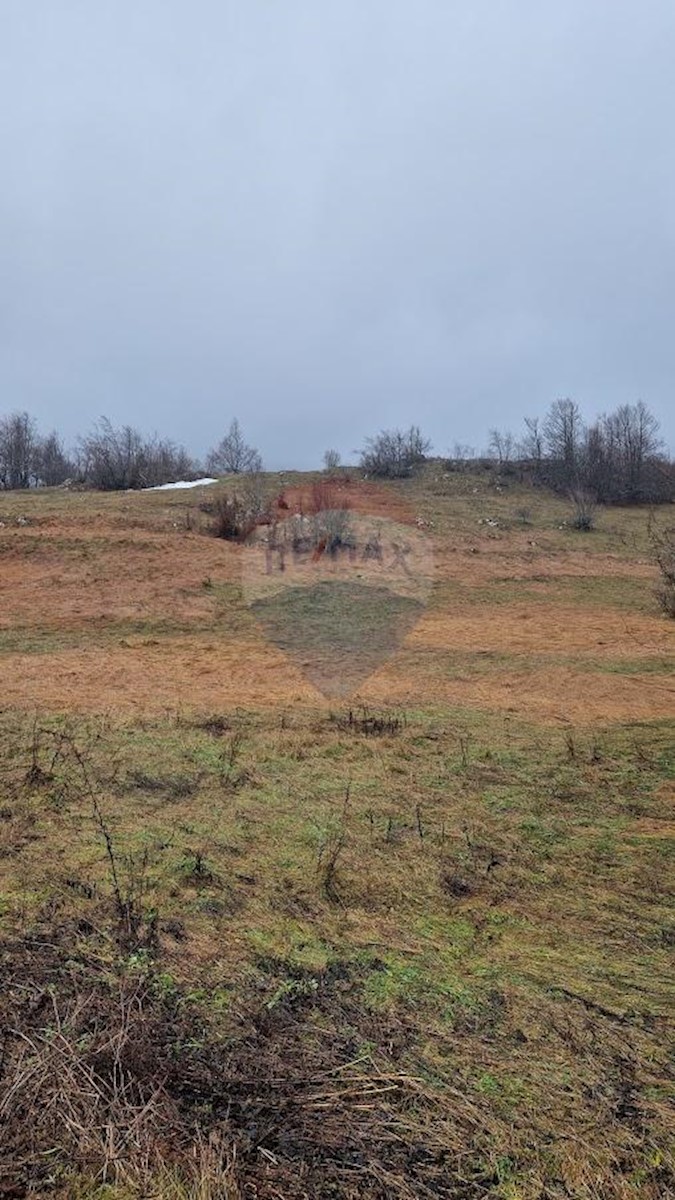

left=649, top=518, right=675, bottom=617
left=360, top=426, right=431, bottom=478
left=79, top=418, right=197, bottom=490
left=569, top=488, right=597, bottom=531
left=32, top=431, right=74, bottom=487
left=210, top=495, right=254, bottom=541
left=209, top=478, right=270, bottom=541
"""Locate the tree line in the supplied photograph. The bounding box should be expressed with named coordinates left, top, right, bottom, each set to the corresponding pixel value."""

left=362, top=400, right=673, bottom=505
left=0, top=414, right=261, bottom=492
left=0, top=399, right=672, bottom=504
left=487, top=398, right=671, bottom=504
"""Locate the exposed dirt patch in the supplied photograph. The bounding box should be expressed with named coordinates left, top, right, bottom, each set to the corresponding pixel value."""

left=275, top=478, right=417, bottom=525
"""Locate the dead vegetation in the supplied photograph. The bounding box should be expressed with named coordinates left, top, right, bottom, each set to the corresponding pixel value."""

left=327, top=707, right=406, bottom=737
left=650, top=515, right=675, bottom=617
left=204, top=482, right=271, bottom=542
left=2, top=920, right=672, bottom=1200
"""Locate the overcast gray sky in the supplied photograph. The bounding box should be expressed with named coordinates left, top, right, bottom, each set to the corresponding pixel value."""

left=2, top=1, right=674, bottom=467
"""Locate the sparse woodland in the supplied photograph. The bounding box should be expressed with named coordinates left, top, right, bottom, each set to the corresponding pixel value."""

left=1, top=399, right=672, bottom=504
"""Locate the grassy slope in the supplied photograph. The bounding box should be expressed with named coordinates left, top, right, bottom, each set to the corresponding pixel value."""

left=0, top=468, right=673, bottom=1199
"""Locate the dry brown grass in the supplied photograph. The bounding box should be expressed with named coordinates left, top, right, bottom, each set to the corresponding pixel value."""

left=0, top=474, right=673, bottom=723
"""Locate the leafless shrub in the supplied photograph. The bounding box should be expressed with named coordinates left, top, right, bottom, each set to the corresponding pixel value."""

left=79, top=417, right=198, bottom=490
left=569, top=487, right=597, bottom=531
left=440, top=869, right=475, bottom=898
left=211, top=494, right=254, bottom=541
left=218, top=731, right=246, bottom=787
left=360, top=425, right=431, bottom=478
left=23, top=725, right=160, bottom=950
left=209, top=476, right=270, bottom=541
left=313, top=786, right=353, bottom=905
left=268, top=481, right=354, bottom=556
left=310, top=508, right=354, bottom=555
left=32, top=429, right=75, bottom=486
left=194, top=713, right=231, bottom=737
left=649, top=516, right=675, bottom=617
left=210, top=495, right=254, bottom=541
left=179, top=848, right=217, bottom=887
left=323, top=448, right=341, bottom=471
left=328, top=707, right=405, bottom=736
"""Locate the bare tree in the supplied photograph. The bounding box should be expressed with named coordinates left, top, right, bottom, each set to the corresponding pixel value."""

left=580, top=402, right=667, bottom=504
left=488, top=428, right=515, bottom=465
left=518, top=417, right=544, bottom=467
left=0, top=411, right=36, bottom=489
left=603, top=401, right=662, bottom=501
left=360, top=425, right=431, bottom=478
left=79, top=418, right=197, bottom=490
left=32, top=431, right=74, bottom=487
left=141, top=434, right=197, bottom=488
left=206, top=419, right=262, bottom=475
left=451, top=442, right=476, bottom=461
left=445, top=442, right=476, bottom=472
left=323, top=448, right=341, bottom=472
left=543, top=399, right=584, bottom=476
left=79, top=419, right=146, bottom=490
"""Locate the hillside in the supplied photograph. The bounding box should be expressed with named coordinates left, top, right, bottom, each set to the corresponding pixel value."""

left=0, top=469, right=673, bottom=1199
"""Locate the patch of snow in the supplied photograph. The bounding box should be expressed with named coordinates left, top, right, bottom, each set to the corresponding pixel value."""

left=144, top=478, right=218, bottom=492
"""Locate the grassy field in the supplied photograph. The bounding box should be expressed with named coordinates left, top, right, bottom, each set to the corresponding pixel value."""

left=0, top=468, right=673, bottom=1198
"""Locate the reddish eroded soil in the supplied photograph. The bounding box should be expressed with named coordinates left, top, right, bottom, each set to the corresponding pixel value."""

left=273, top=477, right=418, bottom=524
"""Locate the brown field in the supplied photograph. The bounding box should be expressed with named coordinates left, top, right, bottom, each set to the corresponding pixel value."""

left=0, top=472, right=672, bottom=722
left=0, top=469, right=673, bottom=1199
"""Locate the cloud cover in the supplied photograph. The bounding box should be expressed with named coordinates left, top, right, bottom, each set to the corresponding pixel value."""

left=1, top=1, right=674, bottom=466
